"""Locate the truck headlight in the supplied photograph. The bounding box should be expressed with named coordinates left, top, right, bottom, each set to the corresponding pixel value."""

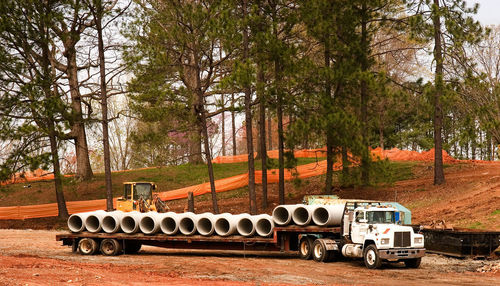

left=381, top=238, right=390, bottom=245
left=414, top=237, right=423, bottom=244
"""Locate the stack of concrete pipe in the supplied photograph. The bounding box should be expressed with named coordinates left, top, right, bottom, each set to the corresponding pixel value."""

left=67, top=210, right=275, bottom=237
left=66, top=203, right=343, bottom=237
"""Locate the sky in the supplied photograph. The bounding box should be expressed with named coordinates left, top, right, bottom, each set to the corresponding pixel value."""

left=473, top=0, right=500, bottom=26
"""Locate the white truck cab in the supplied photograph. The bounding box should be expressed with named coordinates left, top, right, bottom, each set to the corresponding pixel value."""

left=345, top=206, right=425, bottom=268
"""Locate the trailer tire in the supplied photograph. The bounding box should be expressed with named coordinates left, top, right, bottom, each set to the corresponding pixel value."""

left=312, top=239, right=329, bottom=262
left=123, top=241, right=142, bottom=254
left=100, top=239, right=122, bottom=256
left=78, top=238, right=98, bottom=255
left=404, top=258, right=421, bottom=268
left=363, top=244, right=382, bottom=269
left=299, top=237, right=314, bottom=260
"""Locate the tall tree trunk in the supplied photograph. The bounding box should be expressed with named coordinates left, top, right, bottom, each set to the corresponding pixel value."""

left=66, top=50, right=93, bottom=180
left=197, top=94, right=219, bottom=213
left=94, top=1, right=113, bottom=211
left=231, top=93, right=237, bottom=156
left=189, top=105, right=204, bottom=164
left=324, top=34, right=334, bottom=194
left=257, top=64, right=268, bottom=209
left=243, top=0, right=257, bottom=214
left=267, top=110, right=272, bottom=150
left=49, top=127, right=69, bottom=219
left=341, top=145, right=349, bottom=183
left=221, top=100, right=226, bottom=157
left=432, top=0, right=445, bottom=185
left=360, top=4, right=370, bottom=186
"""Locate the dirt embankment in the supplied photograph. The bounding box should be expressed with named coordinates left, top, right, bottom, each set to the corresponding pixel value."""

left=0, top=229, right=498, bottom=286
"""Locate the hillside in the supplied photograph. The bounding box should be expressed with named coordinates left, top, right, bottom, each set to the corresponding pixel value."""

left=0, top=160, right=498, bottom=231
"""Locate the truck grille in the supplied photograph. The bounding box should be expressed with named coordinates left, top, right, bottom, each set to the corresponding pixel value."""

left=394, top=231, right=411, bottom=247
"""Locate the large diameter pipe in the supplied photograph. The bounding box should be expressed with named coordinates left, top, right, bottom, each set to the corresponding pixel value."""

left=178, top=212, right=199, bottom=235
left=139, top=212, right=163, bottom=235
left=84, top=210, right=108, bottom=233
left=196, top=213, right=216, bottom=236
left=121, top=211, right=144, bottom=234
left=254, top=214, right=274, bottom=237
left=292, top=205, right=317, bottom=226
left=215, top=213, right=242, bottom=236
left=236, top=214, right=255, bottom=237
left=102, top=211, right=125, bottom=233
left=67, top=211, right=97, bottom=233
left=160, top=212, right=179, bottom=235
left=272, top=205, right=301, bottom=226
left=312, top=204, right=345, bottom=226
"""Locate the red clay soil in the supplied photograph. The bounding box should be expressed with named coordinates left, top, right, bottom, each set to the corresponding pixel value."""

left=0, top=229, right=498, bottom=286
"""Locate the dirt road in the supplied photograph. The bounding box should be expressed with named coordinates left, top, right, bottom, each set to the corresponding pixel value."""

left=0, top=229, right=498, bottom=286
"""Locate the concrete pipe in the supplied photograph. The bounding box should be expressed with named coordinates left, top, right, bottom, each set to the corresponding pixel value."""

left=236, top=214, right=255, bottom=237
left=120, top=211, right=144, bottom=234
left=84, top=210, right=108, bottom=233
left=67, top=211, right=96, bottom=233
left=311, top=204, right=345, bottom=226
left=214, top=213, right=242, bottom=236
left=254, top=214, right=274, bottom=237
left=178, top=212, right=199, bottom=235
left=196, top=213, right=216, bottom=236
left=160, top=212, right=179, bottom=235
left=272, top=205, right=301, bottom=226
left=139, top=212, right=163, bottom=235
left=292, top=205, right=317, bottom=226
left=102, top=211, right=125, bottom=234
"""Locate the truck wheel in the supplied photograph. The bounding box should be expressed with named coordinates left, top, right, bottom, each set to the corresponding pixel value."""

left=363, top=245, right=382, bottom=269
left=78, top=238, right=98, bottom=255
left=299, top=237, right=314, bottom=260
left=312, top=239, right=329, bottom=262
left=100, top=239, right=122, bottom=256
left=123, top=241, right=142, bottom=254
left=404, top=258, right=421, bottom=268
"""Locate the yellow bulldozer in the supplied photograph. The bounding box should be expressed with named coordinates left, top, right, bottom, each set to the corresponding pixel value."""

left=116, top=182, right=169, bottom=213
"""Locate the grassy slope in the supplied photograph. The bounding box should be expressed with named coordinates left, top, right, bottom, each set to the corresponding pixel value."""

left=0, top=157, right=321, bottom=207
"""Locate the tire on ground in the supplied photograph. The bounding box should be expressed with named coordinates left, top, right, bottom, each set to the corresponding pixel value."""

left=404, top=258, right=421, bottom=268
left=312, top=239, right=329, bottom=262
left=100, top=238, right=122, bottom=256
left=78, top=238, right=99, bottom=255
left=363, top=244, right=382, bottom=269
left=299, top=237, right=314, bottom=260
left=123, top=240, right=142, bottom=254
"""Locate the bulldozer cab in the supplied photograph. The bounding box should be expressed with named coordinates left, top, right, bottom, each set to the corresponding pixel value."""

left=117, top=182, right=159, bottom=212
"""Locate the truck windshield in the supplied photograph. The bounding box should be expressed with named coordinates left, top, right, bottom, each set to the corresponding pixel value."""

left=366, top=211, right=395, bottom=224
left=134, top=183, right=152, bottom=200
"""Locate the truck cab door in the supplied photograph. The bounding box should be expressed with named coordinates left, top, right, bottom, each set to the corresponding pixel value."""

left=351, top=211, right=368, bottom=244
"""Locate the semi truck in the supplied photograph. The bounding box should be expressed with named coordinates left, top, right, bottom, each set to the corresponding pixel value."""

left=57, top=200, right=425, bottom=269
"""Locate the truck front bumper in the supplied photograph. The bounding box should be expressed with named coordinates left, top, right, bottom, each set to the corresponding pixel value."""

left=378, top=248, right=425, bottom=260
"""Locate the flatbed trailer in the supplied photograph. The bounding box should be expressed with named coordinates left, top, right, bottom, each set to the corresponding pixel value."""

left=56, top=226, right=342, bottom=255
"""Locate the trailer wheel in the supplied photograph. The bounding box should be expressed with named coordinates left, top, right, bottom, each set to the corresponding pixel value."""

left=363, top=244, right=382, bottom=269
left=78, top=238, right=98, bottom=255
left=404, top=258, right=421, bottom=268
left=299, top=237, right=314, bottom=260
left=312, top=239, right=329, bottom=262
left=100, top=239, right=122, bottom=256
left=123, top=241, right=142, bottom=254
